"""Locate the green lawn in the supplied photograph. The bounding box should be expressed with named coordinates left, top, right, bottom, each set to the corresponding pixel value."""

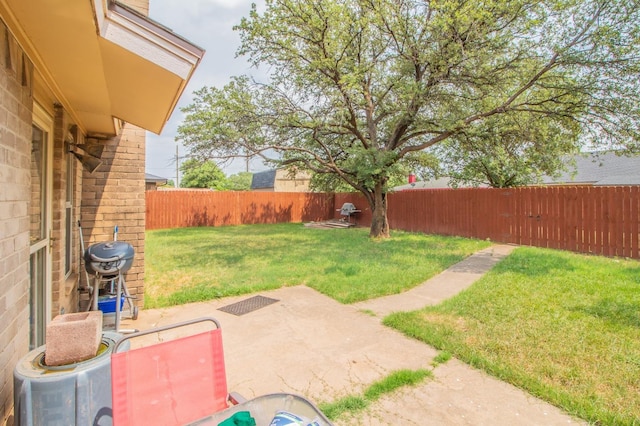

left=144, top=223, right=490, bottom=307
left=384, top=247, right=640, bottom=425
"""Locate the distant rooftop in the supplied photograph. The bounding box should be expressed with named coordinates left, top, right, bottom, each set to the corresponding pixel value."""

left=393, top=178, right=454, bottom=191
left=542, top=151, right=640, bottom=186
left=251, top=169, right=277, bottom=190
left=145, top=173, right=168, bottom=183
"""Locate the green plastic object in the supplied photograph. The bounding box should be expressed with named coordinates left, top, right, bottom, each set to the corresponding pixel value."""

left=217, top=411, right=256, bottom=426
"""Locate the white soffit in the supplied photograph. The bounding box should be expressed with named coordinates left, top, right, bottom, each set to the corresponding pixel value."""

left=0, top=0, right=204, bottom=135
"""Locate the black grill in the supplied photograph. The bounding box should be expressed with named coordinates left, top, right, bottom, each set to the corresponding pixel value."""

left=84, top=241, right=134, bottom=276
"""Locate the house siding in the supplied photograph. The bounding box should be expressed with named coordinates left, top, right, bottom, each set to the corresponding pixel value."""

left=274, top=169, right=311, bottom=192
left=0, top=19, right=33, bottom=425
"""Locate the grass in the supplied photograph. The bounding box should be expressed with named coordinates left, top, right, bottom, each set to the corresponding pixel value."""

left=144, top=223, right=490, bottom=307
left=431, top=351, right=452, bottom=367
left=318, top=369, right=433, bottom=421
left=384, top=246, right=640, bottom=425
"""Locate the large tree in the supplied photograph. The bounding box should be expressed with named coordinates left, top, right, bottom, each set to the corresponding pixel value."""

left=180, top=159, right=228, bottom=190
left=177, top=0, right=639, bottom=237
left=225, top=172, right=253, bottom=191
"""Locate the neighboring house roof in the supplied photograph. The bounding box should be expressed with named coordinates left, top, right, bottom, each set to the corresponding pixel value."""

left=595, top=175, right=640, bottom=186
left=393, top=177, right=489, bottom=191
left=250, top=169, right=312, bottom=191
left=2, top=0, right=205, bottom=135
left=394, top=152, right=640, bottom=190
left=251, top=170, right=277, bottom=190
left=542, top=152, right=640, bottom=186
left=394, top=177, right=455, bottom=191
left=145, top=173, right=168, bottom=184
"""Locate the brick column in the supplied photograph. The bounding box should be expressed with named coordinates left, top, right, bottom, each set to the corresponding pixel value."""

left=80, top=124, right=146, bottom=307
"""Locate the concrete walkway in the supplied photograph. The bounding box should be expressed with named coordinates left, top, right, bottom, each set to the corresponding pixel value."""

left=352, top=244, right=516, bottom=316
left=121, top=244, right=585, bottom=425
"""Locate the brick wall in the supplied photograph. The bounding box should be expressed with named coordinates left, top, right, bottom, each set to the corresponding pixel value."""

left=80, top=124, right=146, bottom=307
left=0, top=19, right=34, bottom=425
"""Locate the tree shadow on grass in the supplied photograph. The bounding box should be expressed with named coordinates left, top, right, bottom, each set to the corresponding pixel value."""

left=571, top=298, right=640, bottom=328
left=490, top=248, right=576, bottom=278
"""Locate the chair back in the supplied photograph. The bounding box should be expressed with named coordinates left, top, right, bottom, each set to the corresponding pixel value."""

left=111, top=318, right=228, bottom=425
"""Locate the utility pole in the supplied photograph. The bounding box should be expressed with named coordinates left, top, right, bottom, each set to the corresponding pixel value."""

left=176, top=145, right=180, bottom=188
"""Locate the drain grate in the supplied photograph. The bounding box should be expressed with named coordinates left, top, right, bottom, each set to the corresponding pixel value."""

left=217, top=295, right=279, bottom=316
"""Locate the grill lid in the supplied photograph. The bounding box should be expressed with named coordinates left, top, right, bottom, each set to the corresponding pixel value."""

left=84, top=241, right=134, bottom=275
left=340, top=203, right=357, bottom=215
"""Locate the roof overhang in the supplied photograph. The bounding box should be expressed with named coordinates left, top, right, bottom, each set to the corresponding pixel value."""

left=0, top=0, right=204, bottom=135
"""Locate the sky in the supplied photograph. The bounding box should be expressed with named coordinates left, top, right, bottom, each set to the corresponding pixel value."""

left=145, top=0, right=266, bottom=182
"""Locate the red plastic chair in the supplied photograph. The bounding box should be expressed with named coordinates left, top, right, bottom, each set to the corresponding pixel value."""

left=111, top=318, right=230, bottom=426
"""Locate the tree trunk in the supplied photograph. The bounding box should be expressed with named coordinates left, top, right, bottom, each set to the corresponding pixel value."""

left=368, top=184, right=390, bottom=238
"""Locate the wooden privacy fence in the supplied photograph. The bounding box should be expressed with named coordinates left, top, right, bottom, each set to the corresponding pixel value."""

left=385, top=186, right=640, bottom=259
left=146, top=186, right=640, bottom=259
left=146, top=190, right=335, bottom=230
